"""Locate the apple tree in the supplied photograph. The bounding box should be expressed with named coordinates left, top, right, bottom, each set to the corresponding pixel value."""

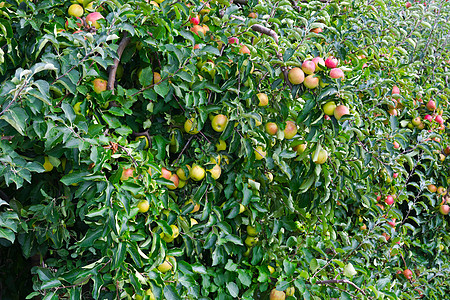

left=0, top=0, right=450, bottom=299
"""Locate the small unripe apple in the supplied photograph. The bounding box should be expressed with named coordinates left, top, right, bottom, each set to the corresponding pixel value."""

left=288, top=67, right=305, bottom=85
left=385, top=195, right=394, bottom=205
left=211, top=114, right=228, bottom=132
left=265, top=122, right=278, bottom=135
left=313, top=148, right=328, bottom=164
left=323, top=101, right=337, bottom=116
left=284, top=121, right=297, bottom=139
left=392, top=85, right=400, bottom=94
left=329, top=68, right=344, bottom=79
left=325, top=56, right=339, bottom=68
left=303, top=75, right=319, bottom=89
left=333, top=105, right=350, bottom=120
left=412, top=116, right=421, bottom=126
left=301, top=60, right=316, bottom=75
left=269, top=289, right=286, bottom=300
left=85, top=12, right=104, bottom=29
left=190, top=15, right=200, bottom=25
left=426, top=100, right=436, bottom=111
left=293, top=143, right=307, bottom=154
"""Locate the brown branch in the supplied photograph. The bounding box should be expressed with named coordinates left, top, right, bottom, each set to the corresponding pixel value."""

left=288, top=0, right=302, bottom=12
left=232, top=0, right=248, bottom=4
left=107, top=34, right=131, bottom=93
left=316, top=279, right=366, bottom=296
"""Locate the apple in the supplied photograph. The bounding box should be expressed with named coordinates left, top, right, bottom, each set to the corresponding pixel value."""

left=440, top=204, right=450, bottom=215
left=190, top=164, right=205, bottom=181
left=437, top=186, right=447, bottom=195
left=167, top=174, right=179, bottom=190
left=360, top=224, right=367, bottom=230
left=211, top=114, right=228, bottom=132
left=43, top=156, right=54, bottom=172
left=293, top=143, right=307, bottom=154
left=426, top=100, right=436, bottom=110
left=93, top=78, right=107, bottom=93
left=310, top=27, right=322, bottom=33
left=393, top=172, right=398, bottom=178
left=239, top=45, right=250, bottom=54
left=323, top=101, right=337, bottom=115
left=161, top=167, right=171, bottom=180
left=388, top=108, right=398, bottom=116
left=244, top=236, right=258, bottom=247
left=313, top=148, right=328, bottom=164
left=208, top=164, right=221, bottom=180
left=257, top=93, right=269, bottom=106
left=153, top=72, right=162, bottom=84
left=376, top=194, right=382, bottom=201
left=85, top=12, right=104, bottom=29
left=248, top=12, right=257, bottom=18
left=303, top=74, right=319, bottom=89
left=301, top=60, right=316, bottom=75
left=334, top=105, right=350, bottom=120
left=330, top=68, right=344, bottom=79
left=193, top=44, right=200, bottom=50
left=417, top=122, right=425, bottom=130
left=403, top=269, right=413, bottom=279
left=120, top=168, right=134, bottom=181
left=157, top=257, right=173, bottom=272
left=216, top=140, right=226, bottom=151
left=325, top=56, right=339, bottom=68
left=385, top=195, right=394, bottom=205
left=190, top=15, right=200, bottom=25
left=284, top=121, right=298, bottom=139
left=406, top=2, right=412, bottom=7
left=68, top=4, right=84, bottom=17
left=185, top=199, right=200, bottom=213
left=435, top=115, right=444, bottom=125
left=184, top=117, right=200, bottom=134
left=392, top=85, right=400, bottom=94
left=268, top=265, right=275, bottom=274
left=137, top=200, right=150, bottom=213
left=135, top=135, right=149, bottom=149
left=393, top=141, right=400, bottom=149
left=288, top=67, right=305, bottom=85
left=412, top=116, right=421, bottom=126
left=428, top=184, right=437, bottom=192
left=190, top=25, right=206, bottom=36
left=312, top=56, right=325, bottom=69
left=228, top=37, right=239, bottom=44
left=444, top=146, right=450, bottom=155
left=265, top=122, right=278, bottom=135
left=247, top=225, right=257, bottom=236
left=269, top=289, right=286, bottom=300
left=254, top=146, right=266, bottom=160
left=424, top=114, right=433, bottom=121
left=388, top=218, right=396, bottom=227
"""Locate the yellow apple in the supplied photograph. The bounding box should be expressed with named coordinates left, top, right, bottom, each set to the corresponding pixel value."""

left=184, top=118, right=200, bottom=134
left=254, top=146, right=266, bottom=160
left=257, top=93, right=268, bottom=106
left=208, top=164, right=221, bottom=180
left=68, top=4, right=83, bottom=17
left=284, top=121, right=297, bottom=139
left=185, top=199, right=200, bottom=213
left=176, top=165, right=190, bottom=181
left=265, top=122, right=278, bottom=135
left=137, top=200, right=149, bottom=213
left=93, top=78, right=107, bottom=93
left=313, top=149, right=328, bottom=164
left=323, top=101, right=337, bottom=116
left=216, top=139, right=226, bottom=151
left=269, top=289, right=286, bottom=300
left=190, top=164, right=205, bottom=181
left=43, top=156, right=53, bottom=172
left=211, top=114, right=228, bottom=132
left=157, top=257, right=173, bottom=272
left=288, top=67, right=305, bottom=85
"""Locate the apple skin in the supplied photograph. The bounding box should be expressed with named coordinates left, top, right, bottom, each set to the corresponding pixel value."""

left=167, top=174, right=179, bottom=190
left=312, top=57, right=325, bottom=69
left=406, top=2, right=412, bottom=7
left=93, top=78, right=107, bottom=93
left=68, top=4, right=84, bottom=18
left=248, top=12, right=257, bottom=18
left=211, top=114, right=228, bottom=132
left=412, top=116, right=421, bottom=126
left=190, top=25, right=206, bottom=36
left=239, top=45, right=250, bottom=54
left=444, top=146, right=450, bottom=155
left=426, top=100, right=436, bottom=110
left=325, top=56, right=339, bottom=68
left=190, top=15, right=200, bottom=25
left=184, top=118, right=200, bottom=134
left=323, top=101, right=337, bottom=115
left=85, top=12, right=104, bottom=29
left=254, top=146, right=266, bottom=160
left=161, top=167, right=172, bottom=180
left=333, top=105, right=349, bottom=120
left=284, top=121, right=298, bottom=139
left=257, top=93, right=269, bottom=106
left=265, top=122, right=278, bottom=135
left=228, top=37, right=239, bottom=44
left=121, top=168, right=134, bottom=181
left=301, top=60, right=316, bottom=75
left=288, top=67, right=305, bottom=85
left=190, top=164, right=206, bottom=181
left=269, top=289, right=286, bottom=300
left=393, top=141, right=400, bottom=149
left=424, top=114, right=433, bottom=122
left=403, top=269, right=413, bottom=279
left=313, top=149, right=328, bottom=164
left=310, top=27, right=322, bottom=33
left=303, top=75, right=319, bottom=89
left=293, top=143, right=307, bottom=154
left=435, top=115, right=444, bottom=125
left=392, top=85, right=400, bottom=94
left=329, top=68, right=344, bottom=79
left=385, top=195, right=394, bottom=205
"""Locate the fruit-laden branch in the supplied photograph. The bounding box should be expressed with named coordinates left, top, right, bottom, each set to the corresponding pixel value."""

left=107, top=33, right=131, bottom=93
left=316, top=279, right=367, bottom=296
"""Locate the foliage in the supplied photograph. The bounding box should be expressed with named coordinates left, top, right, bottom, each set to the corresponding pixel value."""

left=1, top=0, right=450, bottom=299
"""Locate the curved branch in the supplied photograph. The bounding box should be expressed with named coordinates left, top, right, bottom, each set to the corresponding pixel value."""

left=107, top=33, right=131, bottom=93
left=316, top=279, right=367, bottom=296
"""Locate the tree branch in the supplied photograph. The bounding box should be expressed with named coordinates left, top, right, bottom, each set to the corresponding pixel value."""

left=316, top=279, right=367, bottom=296
left=107, top=34, right=131, bottom=93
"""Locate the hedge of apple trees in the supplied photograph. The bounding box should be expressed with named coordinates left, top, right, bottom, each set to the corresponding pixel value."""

left=1, top=0, right=450, bottom=298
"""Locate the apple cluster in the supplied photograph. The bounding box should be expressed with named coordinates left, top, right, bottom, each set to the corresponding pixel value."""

left=65, top=1, right=104, bottom=33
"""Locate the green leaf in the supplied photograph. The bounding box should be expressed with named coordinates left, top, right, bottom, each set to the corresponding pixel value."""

left=0, top=227, right=15, bottom=243
left=164, top=284, right=182, bottom=300
left=1, top=107, right=28, bottom=135
left=226, top=282, right=239, bottom=298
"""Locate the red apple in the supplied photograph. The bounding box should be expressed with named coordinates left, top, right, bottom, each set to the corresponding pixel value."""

left=385, top=195, right=394, bottom=205
left=424, top=114, right=433, bottom=122
left=393, top=173, right=398, bottom=178
left=161, top=167, right=172, bottom=180
left=228, top=37, right=239, bottom=44
left=426, top=100, right=436, bottom=110
left=325, top=56, right=339, bottom=68
left=333, top=105, right=350, bottom=120
left=435, top=115, right=444, bottom=124
left=330, top=68, right=344, bottom=79
left=406, top=2, right=412, bottom=7
left=120, top=168, right=134, bottom=181
left=310, top=27, right=323, bottom=33
left=388, top=218, right=396, bottom=227
left=377, top=194, right=382, bottom=201
left=440, top=204, right=450, bottom=215
left=403, top=269, right=413, bottom=279
left=239, top=45, right=250, bottom=54
left=312, top=57, right=325, bottom=69
left=393, top=141, right=400, bottom=149
left=301, top=60, right=316, bottom=75
left=190, top=15, right=200, bottom=25
left=392, top=85, right=400, bottom=94
left=85, top=12, right=104, bottom=29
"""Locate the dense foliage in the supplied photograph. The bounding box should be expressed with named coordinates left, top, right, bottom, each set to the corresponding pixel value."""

left=1, top=0, right=450, bottom=299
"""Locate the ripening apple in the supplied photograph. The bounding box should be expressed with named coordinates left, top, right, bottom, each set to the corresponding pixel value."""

left=153, top=72, right=162, bottom=84
left=323, top=101, right=337, bottom=116
left=325, top=56, right=339, bottom=68
left=228, top=37, right=239, bottom=44
left=403, top=269, right=413, bottom=279
left=269, top=289, right=286, bottom=300
left=441, top=204, right=450, bottom=215
left=334, top=105, right=350, bottom=120
left=184, top=117, right=200, bottom=134
left=329, top=68, right=344, bottom=79
left=257, top=93, right=269, bottom=106
left=121, top=168, right=134, bottom=181
left=406, top=2, right=412, bottom=7
left=284, top=121, right=298, bottom=139
left=412, top=116, right=421, bottom=126
left=93, top=78, right=107, bottom=93
left=312, top=56, right=325, bottom=69
left=303, top=75, right=319, bottom=89
left=239, top=45, right=250, bottom=54
left=392, top=85, right=400, bottom=94
left=208, top=164, right=221, bottom=180
left=426, top=100, right=436, bottom=110
left=313, top=148, right=328, bottom=164
left=393, top=141, right=400, bottom=149
left=293, top=143, right=307, bottom=154
left=85, top=12, right=104, bottom=29
left=385, top=195, right=394, bottom=205
left=435, top=115, right=444, bottom=125
left=190, top=25, right=206, bottom=36
left=167, top=174, right=179, bottom=190
left=190, top=164, right=205, bottom=181
left=265, top=122, right=278, bottom=135
left=254, top=146, right=266, bottom=160
left=190, top=15, right=200, bottom=25
left=301, top=60, right=316, bottom=75
left=68, top=4, right=84, bottom=17
left=211, top=114, right=228, bottom=132
left=444, top=146, right=450, bottom=155
left=424, top=114, right=433, bottom=122
left=310, top=27, right=322, bottom=34
left=288, top=67, right=305, bottom=85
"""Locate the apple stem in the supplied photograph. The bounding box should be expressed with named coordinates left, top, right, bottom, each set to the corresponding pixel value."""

left=107, top=33, right=131, bottom=93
